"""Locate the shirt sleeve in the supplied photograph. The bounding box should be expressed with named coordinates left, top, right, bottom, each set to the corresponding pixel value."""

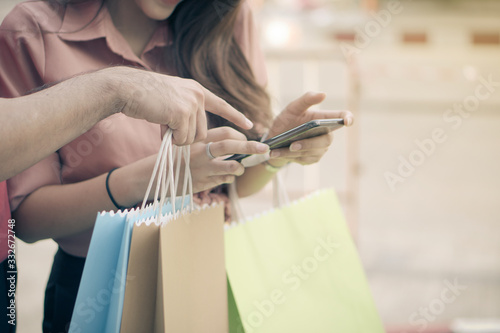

left=0, top=4, right=46, bottom=97
left=233, top=1, right=268, bottom=87
left=0, top=4, right=62, bottom=211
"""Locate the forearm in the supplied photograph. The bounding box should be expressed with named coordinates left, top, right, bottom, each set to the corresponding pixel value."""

left=12, top=160, right=148, bottom=243
left=13, top=174, right=112, bottom=243
left=0, top=69, right=123, bottom=181
left=236, top=159, right=286, bottom=198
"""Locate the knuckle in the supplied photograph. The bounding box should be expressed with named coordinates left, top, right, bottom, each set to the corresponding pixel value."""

left=217, top=140, right=229, bottom=153
left=189, top=80, right=204, bottom=96
left=187, top=134, right=196, bottom=145
left=220, top=126, right=237, bottom=139
left=236, top=132, right=247, bottom=141
left=197, top=131, right=208, bottom=142
left=182, top=104, right=194, bottom=116
left=214, top=176, right=227, bottom=185
left=226, top=162, right=240, bottom=173
left=251, top=142, right=263, bottom=151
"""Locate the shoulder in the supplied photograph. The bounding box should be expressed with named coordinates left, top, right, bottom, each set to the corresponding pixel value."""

left=232, top=1, right=268, bottom=85
left=233, top=1, right=254, bottom=36
left=233, top=0, right=259, bottom=52
left=0, top=1, right=64, bottom=36
left=0, top=2, right=64, bottom=96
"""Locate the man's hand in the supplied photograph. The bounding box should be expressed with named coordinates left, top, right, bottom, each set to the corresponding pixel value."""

left=104, top=67, right=254, bottom=146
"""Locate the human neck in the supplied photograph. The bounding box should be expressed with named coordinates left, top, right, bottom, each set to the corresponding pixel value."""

left=106, top=0, right=160, bottom=57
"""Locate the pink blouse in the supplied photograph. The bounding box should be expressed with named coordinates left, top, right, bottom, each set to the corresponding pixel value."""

left=0, top=0, right=266, bottom=257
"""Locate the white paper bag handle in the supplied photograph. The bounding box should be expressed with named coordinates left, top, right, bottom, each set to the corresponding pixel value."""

left=272, top=171, right=290, bottom=208
left=229, top=168, right=290, bottom=223
left=158, top=144, right=194, bottom=215
left=140, top=129, right=194, bottom=218
left=140, top=130, right=172, bottom=211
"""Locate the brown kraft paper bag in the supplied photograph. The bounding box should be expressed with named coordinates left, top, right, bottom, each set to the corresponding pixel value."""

left=154, top=203, right=228, bottom=333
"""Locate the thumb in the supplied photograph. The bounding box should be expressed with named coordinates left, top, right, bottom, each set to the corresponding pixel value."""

left=284, top=92, right=326, bottom=116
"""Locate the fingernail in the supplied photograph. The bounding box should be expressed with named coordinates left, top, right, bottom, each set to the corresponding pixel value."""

left=245, top=118, right=254, bottom=129
left=270, top=150, right=280, bottom=158
left=290, top=143, right=301, bottom=151
left=347, top=118, right=353, bottom=126
left=256, top=143, right=269, bottom=153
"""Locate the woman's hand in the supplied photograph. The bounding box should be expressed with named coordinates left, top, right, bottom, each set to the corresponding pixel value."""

left=109, top=127, right=268, bottom=206
left=266, top=92, right=354, bottom=167
left=189, top=127, right=269, bottom=193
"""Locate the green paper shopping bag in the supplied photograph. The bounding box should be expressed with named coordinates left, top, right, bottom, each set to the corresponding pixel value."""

left=225, top=189, right=384, bottom=333
left=228, top=278, right=245, bottom=333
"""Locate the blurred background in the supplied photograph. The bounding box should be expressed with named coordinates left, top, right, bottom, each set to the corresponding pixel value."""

left=2, top=0, right=500, bottom=332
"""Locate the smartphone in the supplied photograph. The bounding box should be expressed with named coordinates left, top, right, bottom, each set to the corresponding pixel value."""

left=225, top=118, right=344, bottom=162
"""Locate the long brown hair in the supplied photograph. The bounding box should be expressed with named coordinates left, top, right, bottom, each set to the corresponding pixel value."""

left=45, top=0, right=272, bottom=139
left=168, top=0, right=272, bottom=139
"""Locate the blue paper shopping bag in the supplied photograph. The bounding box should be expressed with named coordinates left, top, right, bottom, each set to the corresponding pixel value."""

left=69, top=210, right=131, bottom=333
left=71, top=131, right=216, bottom=333
left=69, top=199, right=186, bottom=333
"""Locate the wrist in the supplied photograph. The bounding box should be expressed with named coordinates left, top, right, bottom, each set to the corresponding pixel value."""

left=263, top=159, right=288, bottom=172
left=106, top=168, right=127, bottom=210
left=107, top=166, right=142, bottom=209
left=95, top=67, right=130, bottom=118
left=267, top=157, right=288, bottom=168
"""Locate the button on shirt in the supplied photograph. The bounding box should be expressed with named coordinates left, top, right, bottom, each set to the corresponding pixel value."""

left=0, top=0, right=267, bottom=257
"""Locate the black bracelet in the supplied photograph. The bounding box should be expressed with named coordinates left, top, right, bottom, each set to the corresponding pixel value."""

left=105, top=168, right=126, bottom=210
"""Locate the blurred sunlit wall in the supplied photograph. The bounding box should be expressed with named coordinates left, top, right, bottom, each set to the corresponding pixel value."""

left=251, top=0, right=500, bottom=331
